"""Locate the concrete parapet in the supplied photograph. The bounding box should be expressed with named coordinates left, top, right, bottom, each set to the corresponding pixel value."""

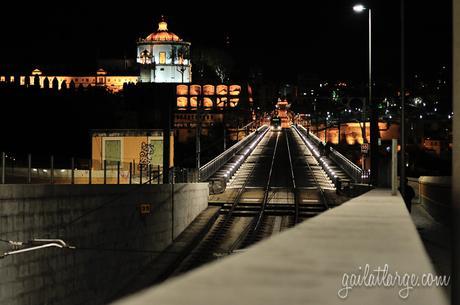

left=418, top=176, right=451, bottom=224
left=111, top=189, right=448, bottom=305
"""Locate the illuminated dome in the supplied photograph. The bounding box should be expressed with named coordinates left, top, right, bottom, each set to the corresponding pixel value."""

left=137, top=16, right=191, bottom=83
left=145, top=18, right=181, bottom=42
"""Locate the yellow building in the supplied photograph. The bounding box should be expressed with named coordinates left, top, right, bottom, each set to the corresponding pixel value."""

left=91, top=129, right=174, bottom=172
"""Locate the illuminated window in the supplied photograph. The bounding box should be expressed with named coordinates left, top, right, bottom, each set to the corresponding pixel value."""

left=190, top=97, right=198, bottom=109
left=217, top=97, right=227, bottom=108
left=190, top=85, right=201, bottom=95
left=229, top=98, right=239, bottom=107
left=159, top=52, right=166, bottom=64
left=203, top=97, right=213, bottom=108
left=176, top=84, right=188, bottom=95
left=229, top=85, right=241, bottom=96
left=217, top=85, right=228, bottom=95
left=203, top=85, right=215, bottom=95
left=177, top=97, right=188, bottom=108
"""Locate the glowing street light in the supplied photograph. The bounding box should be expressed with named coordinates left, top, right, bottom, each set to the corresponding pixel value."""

left=353, top=4, right=366, bottom=13
left=353, top=3, right=375, bottom=184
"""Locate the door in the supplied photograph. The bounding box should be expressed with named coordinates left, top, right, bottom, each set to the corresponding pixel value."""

left=104, top=139, right=121, bottom=168
left=150, top=139, right=163, bottom=166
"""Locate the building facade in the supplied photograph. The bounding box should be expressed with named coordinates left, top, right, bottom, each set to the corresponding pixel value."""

left=91, top=129, right=174, bottom=171
left=137, top=17, right=191, bottom=83
left=0, top=17, right=191, bottom=92
left=0, top=68, right=139, bottom=93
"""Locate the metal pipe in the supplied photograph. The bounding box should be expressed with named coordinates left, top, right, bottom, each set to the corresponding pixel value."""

left=391, top=139, right=398, bottom=195
left=103, top=159, right=107, bottom=185
left=50, top=155, right=54, bottom=184
left=400, top=0, right=408, bottom=210
left=71, top=157, right=75, bottom=184
left=1, top=152, right=5, bottom=184
left=129, top=162, right=132, bottom=184
left=148, top=164, right=152, bottom=184
left=88, top=159, right=92, bottom=184
left=27, top=153, right=31, bottom=184
left=158, top=165, right=160, bottom=184
left=140, top=166, right=143, bottom=184
left=117, top=161, right=120, bottom=184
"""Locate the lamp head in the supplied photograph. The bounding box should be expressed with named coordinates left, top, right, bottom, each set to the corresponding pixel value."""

left=353, top=4, right=366, bottom=13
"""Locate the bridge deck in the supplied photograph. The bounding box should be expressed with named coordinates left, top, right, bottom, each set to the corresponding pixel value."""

left=111, top=189, right=448, bottom=305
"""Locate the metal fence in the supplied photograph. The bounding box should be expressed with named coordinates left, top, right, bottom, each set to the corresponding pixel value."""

left=0, top=152, right=201, bottom=185
left=199, top=125, right=269, bottom=181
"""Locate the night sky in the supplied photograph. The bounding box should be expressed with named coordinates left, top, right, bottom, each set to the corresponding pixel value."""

left=0, top=0, right=452, bottom=83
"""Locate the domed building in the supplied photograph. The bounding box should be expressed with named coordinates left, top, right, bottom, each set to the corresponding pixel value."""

left=137, top=17, right=192, bottom=83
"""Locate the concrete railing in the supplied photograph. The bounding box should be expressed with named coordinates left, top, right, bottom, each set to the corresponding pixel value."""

left=110, top=189, right=449, bottom=305
left=417, top=176, right=451, bottom=224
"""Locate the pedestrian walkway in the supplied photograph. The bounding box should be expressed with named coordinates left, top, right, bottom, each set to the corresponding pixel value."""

left=110, top=189, right=449, bottom=305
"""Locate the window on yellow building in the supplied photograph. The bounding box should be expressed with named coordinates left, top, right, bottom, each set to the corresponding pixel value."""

left=159, top=52, right=166, bottom=64
left=104, top=139, right=121, bottom=168
left=150, top=139, right=163, bottom=165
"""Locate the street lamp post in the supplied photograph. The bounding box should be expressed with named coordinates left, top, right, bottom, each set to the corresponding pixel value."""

left=353, top=4, right=379, bottom=186
left=400, top=0, right=408, bottom=210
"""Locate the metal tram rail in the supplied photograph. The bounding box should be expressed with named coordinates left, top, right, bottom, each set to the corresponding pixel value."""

left=285, top=128, right=300, bottom=224
left=227, top=131, right=281, bottom=253
left=168, top=132, right=274, bottom=274
left=292, top=126, right=330, bottom=210
left=168, top=127, right=333, bottom=276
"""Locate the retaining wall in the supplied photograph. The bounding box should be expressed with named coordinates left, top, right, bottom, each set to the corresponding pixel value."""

left=0, top=183, right=208, bottom=305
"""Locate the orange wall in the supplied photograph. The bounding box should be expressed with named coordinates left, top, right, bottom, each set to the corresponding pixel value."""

left=314, top=122, right=400, bottom=144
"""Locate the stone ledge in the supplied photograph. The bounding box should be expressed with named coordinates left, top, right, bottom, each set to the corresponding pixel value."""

left=111, top=189, right=449, bottom=305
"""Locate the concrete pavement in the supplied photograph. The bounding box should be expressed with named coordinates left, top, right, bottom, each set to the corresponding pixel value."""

left=111, top=189, right=449, bottom=305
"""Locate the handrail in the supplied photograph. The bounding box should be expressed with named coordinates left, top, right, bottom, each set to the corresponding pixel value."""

left=298, top=125, right=325, bottom=147
left=199, top=125, right=268, bottom=181
left=328, top=146, right=363, bottom=183
left=292, top=126, right=329, bottom=208
left=296, top=125, right=364, bottom=184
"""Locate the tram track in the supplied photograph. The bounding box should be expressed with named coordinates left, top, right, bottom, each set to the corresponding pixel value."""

left=167, top=127, right=339, bottom=277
